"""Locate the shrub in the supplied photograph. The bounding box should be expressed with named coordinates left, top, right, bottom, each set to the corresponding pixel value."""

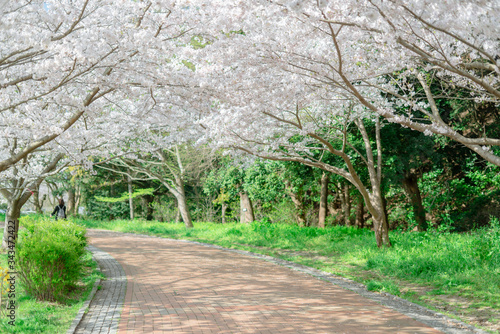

left=16, top=217, right=87, bottom=302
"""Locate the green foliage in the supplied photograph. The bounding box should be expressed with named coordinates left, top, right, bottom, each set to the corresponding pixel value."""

left=361, top=219, right=500, bottom=307
left=151, top=196, right=178, bottom=222
left=87, top=198, right=129, bottom=221
left=94, top=187, right=154, bottom=203
left=419, top=159, right=500, bottom=230
left=244, top=161, right=285, bottom=206
left=265, top=201, right=297, bottom=225
left=203, top=161, right=244, bottom=200
left=16, top=216, right=87, bottom=302
left=366, top=280, right=400, bottom=295
left=0, top=245, right=101, bottom=333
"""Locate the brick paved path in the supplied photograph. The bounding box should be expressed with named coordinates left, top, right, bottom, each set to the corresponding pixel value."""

left=84, top=229, right=482, bottom=334
left=74, top=245, right=127, bottom=334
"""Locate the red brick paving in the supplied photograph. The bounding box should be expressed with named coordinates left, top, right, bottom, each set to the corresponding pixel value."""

left=87, top=230, right=442, bottom=334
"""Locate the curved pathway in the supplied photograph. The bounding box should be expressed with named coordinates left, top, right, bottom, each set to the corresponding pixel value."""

left=81, top=229, right=483, bottom=334
left=74, top=246, right=126, bottom=334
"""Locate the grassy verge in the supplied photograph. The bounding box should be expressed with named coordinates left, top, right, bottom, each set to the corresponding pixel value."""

left=75, top=217, right=500, bottom=333
left=0, top=226, right=102, bottom=334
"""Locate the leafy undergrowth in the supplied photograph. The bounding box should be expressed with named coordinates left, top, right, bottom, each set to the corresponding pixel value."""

left=76, top=217, right=500, bottom=333
left=0, top=242, right=102, bottom=334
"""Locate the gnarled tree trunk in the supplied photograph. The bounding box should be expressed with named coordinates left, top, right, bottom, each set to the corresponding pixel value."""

left=174, top=206, right=181, bottom=223
left=369, top=192, right=391, bottom=247
left=142, top=194, right=154, bottom=221
left=33, top=183, right=46, bottom=214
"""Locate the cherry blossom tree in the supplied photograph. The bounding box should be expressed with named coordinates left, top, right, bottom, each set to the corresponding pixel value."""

left=193, top=0, right=500, bottom=164
left=0, top=95, right=139, bottom=247
left=0, top=152, right=65, bottom=248
left=99, top=144, right=215, bottom=229
left=0, top=0, right=209, bottom=174
left=173, top=0, right=499, bottom=246
left=0, top=0, right=218, bottom=243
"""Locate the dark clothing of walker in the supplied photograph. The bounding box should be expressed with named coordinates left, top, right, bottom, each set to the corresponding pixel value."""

left=52, top=204, right=67, bottom=220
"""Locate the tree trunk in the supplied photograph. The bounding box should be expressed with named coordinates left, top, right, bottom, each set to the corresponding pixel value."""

left=67, top=188, right=76, bottom=216
left=174, top=207, right=181, bottom=223
left=344, top=183, right=352, bottom=226
left=221, top=202, right=228, bottom=224
left=339, top=183, right=352, bottom=226
left=371, top=196, right=391, bottom=248
left=355, top=192, right=365, bottom=229
left=239, top=192, right=255, bottom=224
left=38, top=194, right=47, bottom=214
left=33, top=184, right=44, bottom=214
left=74, top=185, right=81, bottom=215
left=327, top=191, right=341, bottom=223
left=128, top=176, right=134, bottom=220
left=318, top=172, right=329, bottom=228
left=1, top=154, right=63, bottom=249
left=354, top=118, right=391, bottom=247
left=402, top=173, right=427, bottom=231
left=285, top=181, right=306, bottom=226
left=143, top=194, right=154, bottom=221
left=176, top=194, right=193, bottom=228
left=2, top=199, right=22, bottom=249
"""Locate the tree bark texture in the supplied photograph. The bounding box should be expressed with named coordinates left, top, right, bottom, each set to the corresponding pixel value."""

left=402, top=173, right=428, bottom=231
left=174, top=206, right=181, bottom=223
left=67, top=187, right=76, bottom=216
left=318, top=172, right=329, bottom=228
left=2, top=199, right=22, bottom=249
left=142, top=194, right=154, bottom=221
left=371, top=195, right=392, bottom=247
left=74, top=185, right=81, bottom=215
left=342, top=183, right=352, bottom=226
left=33, top=183, right=45, bottom=214
left=128, top=176, right=134, bottom=220
left=239, top=191, right=255, bottom=224
left=285, top=181, right=306, bottom=226
left=355, top=192, right=365, bottom=229
left=174, top=176, right=193, bottom=228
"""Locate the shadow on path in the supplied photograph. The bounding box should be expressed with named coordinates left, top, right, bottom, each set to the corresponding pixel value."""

left=83, top=229, right=484, bottom=334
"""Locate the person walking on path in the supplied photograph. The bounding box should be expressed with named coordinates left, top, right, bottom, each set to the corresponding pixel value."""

left=51, top=198, right=67, bottom=220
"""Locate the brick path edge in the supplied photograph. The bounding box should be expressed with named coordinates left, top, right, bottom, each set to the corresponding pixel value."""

left=186, top=239, right=487, bottom=334
left=87, top=229, right=488, bottom=334
left=67, top=246, right=103, bottom=334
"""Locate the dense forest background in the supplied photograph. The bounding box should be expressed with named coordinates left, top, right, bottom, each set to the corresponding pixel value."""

left=29, top=100, right=499, bottom=234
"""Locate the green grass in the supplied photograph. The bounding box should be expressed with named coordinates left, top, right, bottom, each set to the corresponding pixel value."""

left=0, top=227, right=102, bottom=334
